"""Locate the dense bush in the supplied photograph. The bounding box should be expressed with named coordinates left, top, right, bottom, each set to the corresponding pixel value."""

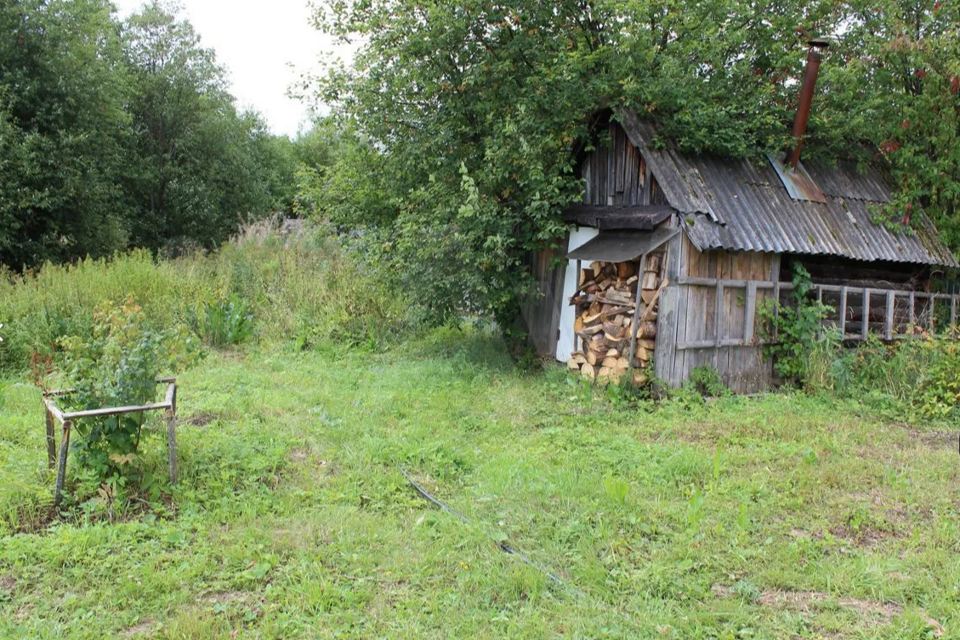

left=807, top=329, right=960, bottom=420
left=57, top=300, right=197, bottom=491
left=0, top=222, right=410, bottom=375
left=759, top=264, right=832, bottom=381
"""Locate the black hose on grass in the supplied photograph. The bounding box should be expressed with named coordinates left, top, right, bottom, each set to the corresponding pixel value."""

left=398, top=465, right=579, bottom=592
left=398, top=466, right=648, bottom=628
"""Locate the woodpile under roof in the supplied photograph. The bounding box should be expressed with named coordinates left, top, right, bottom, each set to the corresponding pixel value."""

left=566, top=253, right=665, bottom=385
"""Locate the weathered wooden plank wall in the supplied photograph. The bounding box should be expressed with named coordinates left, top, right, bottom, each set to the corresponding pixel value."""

left=656, top=236, right=780, bottom=393
left=582, top=124, right=648, bottom=206
left=520, top=245, right=568, bottom=359
left=655, top=237, right=960, bottom=391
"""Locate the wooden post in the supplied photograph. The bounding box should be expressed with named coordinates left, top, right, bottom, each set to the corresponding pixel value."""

left=839, top=286, right=847, bottom=338
left=862, top=288, right=870, bottom=340
left=574, top=259, right=582, bottom=354
left=909, top=291, right=916, bottom=326
left=45, top=407, right=56, bottom=469
left=166, top=385, right=178, bottom=485
left=713, top=281, right=724, bottom=368
left=54, top=421, right=72, bottom=507
left=772, top=283, right=781, bottom=342
left=815, top=285, right=824, bottom=338
left=744, top=282, right=757, bottom=344
left=627, top=254, right=648, bottom=366
left=929, top=296, right=936, bottom=333
left=952, top=295, right=958, bottom=328
left=654, top=221, right=683, bottom=386
left=885, top=291, right=895, bottom=340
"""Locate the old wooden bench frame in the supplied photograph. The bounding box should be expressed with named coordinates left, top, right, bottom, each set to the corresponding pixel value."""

left=42, top=378, right=178, bottom=506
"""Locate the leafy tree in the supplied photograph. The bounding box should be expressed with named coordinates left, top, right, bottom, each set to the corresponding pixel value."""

left=291, top=117, right=374, bottom=220
left=0, top=0, right=299, bottom=268
left=0, top=0, right=132, bottom=268
left=313, top=1, right=614, bottom=321
left=834, top=1, right=960, bottom=249
left=122, top=1, right=276, bottom=254
left=255, top=133, right=299, bottom=216
left=310, top=0, right=960, bottom=322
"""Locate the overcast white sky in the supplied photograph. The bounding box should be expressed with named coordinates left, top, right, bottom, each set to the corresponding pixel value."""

left=113, top=0, right=356, bottom=137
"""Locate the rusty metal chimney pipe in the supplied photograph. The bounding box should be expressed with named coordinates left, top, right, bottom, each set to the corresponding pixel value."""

left=788, top=39, right=829, bottom=168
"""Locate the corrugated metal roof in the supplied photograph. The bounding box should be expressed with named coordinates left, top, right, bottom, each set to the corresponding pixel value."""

left=617, top=110, right=722, bottom=224
left=616, top=109, right=958, bottom=268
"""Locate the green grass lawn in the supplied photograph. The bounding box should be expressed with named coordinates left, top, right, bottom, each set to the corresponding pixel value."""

left=1, top=328, right=958, bottom=639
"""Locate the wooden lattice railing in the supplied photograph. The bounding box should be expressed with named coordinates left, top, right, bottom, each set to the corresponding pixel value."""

left=674, top=277, right=959, bottom=351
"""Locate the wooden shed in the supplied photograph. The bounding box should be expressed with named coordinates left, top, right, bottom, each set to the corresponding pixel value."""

left=522, top=107, right=959, bottom=392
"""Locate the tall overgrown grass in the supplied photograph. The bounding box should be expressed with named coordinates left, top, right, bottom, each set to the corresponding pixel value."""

left=0, top=221, right=410, bottom=374
left=805, top=329, right=960, bottom=421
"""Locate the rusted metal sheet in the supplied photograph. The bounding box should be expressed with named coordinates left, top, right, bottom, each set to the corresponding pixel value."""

left=616, top=109, right=958, bottom=268
left=767, top=152, right=827, bottom=204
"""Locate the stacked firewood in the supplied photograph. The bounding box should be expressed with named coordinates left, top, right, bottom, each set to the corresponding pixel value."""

left=566, top=255, right=664, bottom=384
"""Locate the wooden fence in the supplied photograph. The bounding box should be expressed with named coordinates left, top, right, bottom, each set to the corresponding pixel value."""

left=674, top=277, right=960, bottom=351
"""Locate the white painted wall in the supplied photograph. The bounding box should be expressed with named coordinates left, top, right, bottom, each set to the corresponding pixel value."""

left=555, top=226, right=600, bottom=362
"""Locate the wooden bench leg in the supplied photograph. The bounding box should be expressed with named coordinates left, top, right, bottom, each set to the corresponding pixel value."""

left=45, top=407, right=57, bottom=469
left=54, top=421, right=72, bottom=507
left=166, top=410, right=178, bottom=485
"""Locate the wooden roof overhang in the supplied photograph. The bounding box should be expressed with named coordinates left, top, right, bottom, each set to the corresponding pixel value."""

left=562, top=204, right=674, bottom=231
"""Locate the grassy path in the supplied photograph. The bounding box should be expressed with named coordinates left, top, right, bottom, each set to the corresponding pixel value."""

left=1, top=329, right=958, bottom=638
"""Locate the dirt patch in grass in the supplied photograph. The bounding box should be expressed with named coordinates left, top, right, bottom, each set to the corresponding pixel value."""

left=289, top=448, right=311, bottom=464
left=829, top=524, right=899, bottom=548
left=219, top=349, right=247, bottom=362
left=270, top=520, right=333, bottom=553
left=201, top=590, right=256, bottom=606
left=286, top=448, right=336, bottom=481
left=788, top=521, right=901, bottom=549
left=181, top=412, right=218, bottom=427
left=714, top=586, right=945, bottom=636
left=199, top=590, right=265, bottom=623
left=757, top=589, right=901, bottom=618
left=917, top=430, right=958, bottom=452
left=122, top=621, right=154, bottom=638
left=13, top=603, right=34, bottom=623
left=891, top=425, right=958, bottom=452
left=0, top=573, right=15, bottom=593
